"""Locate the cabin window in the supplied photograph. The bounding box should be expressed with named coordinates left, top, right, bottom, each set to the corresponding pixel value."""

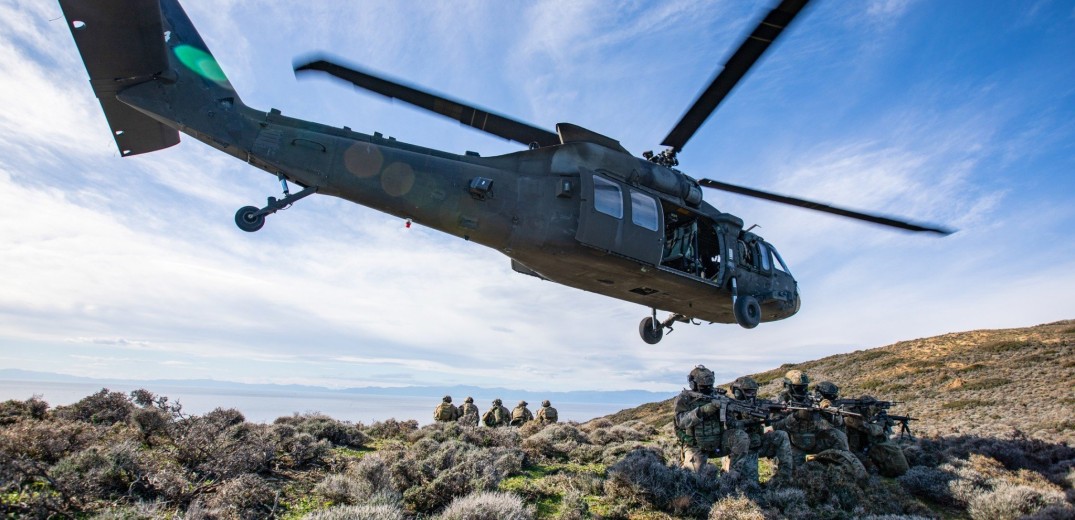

left=630, top=190, right=659, bottom=231
left=767, top=242, right=791, bottom=274
left=593, top=176, right=623, bottom=219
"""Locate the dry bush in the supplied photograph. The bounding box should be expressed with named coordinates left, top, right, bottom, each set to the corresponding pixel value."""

left=274, top=412, right=368, bottom=448
left=521, top=423, right=589, bottom=462
left=363, top=437, right=525, bottom=513
left=313, top=454, right=401, bottom=507
left=0, top=396, right=49, bottom=424
left=434, top=491, right=533, bottom=520
left=301, top=503, right=405, bottom=520
left=53, top=389, right=134, bottom=426
left=201, top=474, right=278, bottom=520
left=966, top=481, right=1065, bottom=520
left=363, top=418, right=419, bottom=440
left=603, top=447, right=739, bottom=517
left=173, top=409, right=276, bottom=480
left=897, top=465, right=958, bottom=505
left=555, top=489, right=590, bottom=520
left=48, top=439, right=148, bottom=503
left=408, top=421, right=520, bottom=449
left=708, top=493, right=765, bottom=519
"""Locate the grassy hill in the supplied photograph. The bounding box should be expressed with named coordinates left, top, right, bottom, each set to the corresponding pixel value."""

left=606, top=319, right=1075, bottom=444
left=1, top=321, right=1073, bottom=519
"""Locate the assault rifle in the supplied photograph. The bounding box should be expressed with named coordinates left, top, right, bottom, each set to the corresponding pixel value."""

left=832, top=398, right=902, bottom=410
left=880, top=411, right=917, bottom=441
left=684, top=390, right=772, bottom=424
left=833, top=398, right=917, bottom=440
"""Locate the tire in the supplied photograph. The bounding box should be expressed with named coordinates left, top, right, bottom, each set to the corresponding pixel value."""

left=733, top=295, right=761, bottom=329
left=235, top=206, right=265, bottom=232
left=639, top=316, right=663, bottom=344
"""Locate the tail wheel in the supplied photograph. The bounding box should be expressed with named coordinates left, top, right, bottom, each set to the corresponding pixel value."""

left=235, top=206, right=265, bottom=232
left=733, top=295, right=761, bottom=329
left=639, top=316, right=664, bottom=344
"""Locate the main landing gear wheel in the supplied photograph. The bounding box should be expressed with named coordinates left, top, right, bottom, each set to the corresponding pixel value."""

left=733, top=295, right=761, bottom=329
left=638, top=311, right=692, bottom=344
left=639, top=316, right=664, bottom=345
left=235, top=206, right=265, bottom=232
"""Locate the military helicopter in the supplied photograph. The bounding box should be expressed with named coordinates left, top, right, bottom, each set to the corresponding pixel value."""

left=60, top=0, right=950, bottom=344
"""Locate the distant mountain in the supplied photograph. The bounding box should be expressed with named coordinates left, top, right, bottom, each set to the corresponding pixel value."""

left=602, top=319, right=1075, bottom=444
left=0, top=368, right=669, bottom=406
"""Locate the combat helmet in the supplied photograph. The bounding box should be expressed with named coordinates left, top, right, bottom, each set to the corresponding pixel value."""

left=493, top=398, right=502, bottom=406
left=465, top=396, right=473, bottom=403
left=731, top=376, right=760, bottom=400
left=815, top=381, right=839, bottom=400
left=688, top=365, right=716, bottom=392
left=783, top=369, right=810, bottom=398
left=541, top=400, right=551, bottom=407
left=442, top=395, right=453, bottom=403
left=518, top=400, right=528, bottom=407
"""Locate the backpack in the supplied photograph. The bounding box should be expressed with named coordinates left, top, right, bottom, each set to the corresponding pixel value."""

left=483, top=410, right=497, bottom=427
left=434, top=403, right=455, bottom=421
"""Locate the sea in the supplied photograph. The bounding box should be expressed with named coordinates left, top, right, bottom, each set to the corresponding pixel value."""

left=0, top=380, right=642, bottom=425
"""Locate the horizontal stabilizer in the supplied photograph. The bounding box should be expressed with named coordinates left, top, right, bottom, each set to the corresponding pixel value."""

left=60, top=0, right=180, bottom=156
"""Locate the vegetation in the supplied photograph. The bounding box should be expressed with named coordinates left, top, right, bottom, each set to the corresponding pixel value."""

left=1, top=320, right=1073, bottom=518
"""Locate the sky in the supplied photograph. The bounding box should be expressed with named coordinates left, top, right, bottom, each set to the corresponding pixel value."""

left=1, top=0, right=1073, bottom=393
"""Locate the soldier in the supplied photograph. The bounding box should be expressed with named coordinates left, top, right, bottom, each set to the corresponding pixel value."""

left=776, top=369, right=813, bottom=406
left=814, top=381, right=846, bottom=433
left=728, top=376, right=793, bottom=484
left=535, top=399, right=559, bottom=424
left=673, top=365, right=751, bottom=477
left=771, top=397, right=866, bottom=482
left=482, top=398, right=511, bottom=427
left=458, top=396, right=479, bottom=426
left=841, top=396, right=910, bottom=477
left=433, top=395, right=461, bottom=423
left=510, top=400, right=534, bottom=426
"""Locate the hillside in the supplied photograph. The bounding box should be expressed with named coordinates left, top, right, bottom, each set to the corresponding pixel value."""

left=1, top=320, right=1073, bottom=519
left=606, top=319, right=1075, bottom=444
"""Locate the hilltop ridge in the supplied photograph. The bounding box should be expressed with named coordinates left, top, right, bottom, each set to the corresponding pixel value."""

left=604, top=319, right=1075, bottom=444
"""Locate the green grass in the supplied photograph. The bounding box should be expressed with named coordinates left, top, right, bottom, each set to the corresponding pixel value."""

left=280, top=493, right=330, bottom=520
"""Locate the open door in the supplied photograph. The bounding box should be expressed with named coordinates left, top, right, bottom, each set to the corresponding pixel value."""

left=576, top=168, right=663, bottom=265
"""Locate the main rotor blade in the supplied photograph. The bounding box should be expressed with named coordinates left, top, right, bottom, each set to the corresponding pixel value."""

left=661, top=0, right=811, bottom=152
left=698, top=178, right=954, bottom=235
left=296, top=58, right=561, bottom=148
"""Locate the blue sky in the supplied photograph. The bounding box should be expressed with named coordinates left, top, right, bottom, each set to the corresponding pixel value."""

left=1, top=0, right=1073, bottom=392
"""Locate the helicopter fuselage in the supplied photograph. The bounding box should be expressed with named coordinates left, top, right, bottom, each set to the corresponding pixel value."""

left=62, top=0, right=800, bottom=336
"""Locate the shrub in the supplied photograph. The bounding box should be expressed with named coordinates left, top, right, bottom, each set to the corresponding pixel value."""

left=521, top=423, right=589, bottom=462
left=49, top=440, right=147, bottom=501
left=603, top=447, right=736, bottom=517
left=302, top=504, right=405, bottom=520
left=435, top=491, right=533, bottom=520
left=274, top=413, right=367, bottom=448
left=897, top=466, right=957, bottom=505
left=708, top=493, right=765, bottom=519
left=364, top=418, right=418, bottom=440
left=555, top=489, right=590, bottom=520
left=54, top=388, right=133, bottom=425
left=966, top=482, right=1065, bottom=520
left=0, top=396, right=49, bottom=424
left=173, top=411, right=275, bottom=479
left=313, top=456, right=401, bottom=508
left=942, top=399, right=993, bottom=410
left=203, top=474, right=278, bottom=520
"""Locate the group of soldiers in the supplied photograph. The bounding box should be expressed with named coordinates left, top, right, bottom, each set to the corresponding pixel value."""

left=433, top=395, right=558, bottom=427
left=674, top=365, right=913, bottom=484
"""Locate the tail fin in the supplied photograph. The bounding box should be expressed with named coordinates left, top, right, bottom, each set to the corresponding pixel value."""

left=60, top=0, right=242, bottom=156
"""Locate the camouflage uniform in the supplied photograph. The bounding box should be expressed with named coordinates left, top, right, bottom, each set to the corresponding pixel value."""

left=842, top=396, right=910, bottom=477
left=434, top=395, right=461, bottom=422
left=482, top=398, right=511, bottom=427
left=673, top=365, right=751, bottom=476
left=771, top=371, right=865, bottom=480
left=510, top=400, right=534, bottom=426
left=459, top=396, right=479, bottom=426
left=728, top=376, right=793, bottom=483
left=814, top=381, right=847, bottom=433
left=535, top=400, right=558, bottom=424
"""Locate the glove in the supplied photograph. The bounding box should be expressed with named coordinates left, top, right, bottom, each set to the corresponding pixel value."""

left=698, top=403, right=720, bottom=418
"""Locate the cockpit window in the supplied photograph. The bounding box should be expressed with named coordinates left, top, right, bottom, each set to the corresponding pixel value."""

left=593, top=176, right=623, bottom=219
left=756, top=242, right=772, bottom=271
left=766, top=242, right=791, bottom=274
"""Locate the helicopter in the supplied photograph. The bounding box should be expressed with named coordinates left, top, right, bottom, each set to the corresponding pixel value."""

left=60, top=0, right=950, bottom=344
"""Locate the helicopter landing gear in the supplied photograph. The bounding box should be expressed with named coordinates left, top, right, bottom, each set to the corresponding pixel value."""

left=733, top=295, right=761, bottom=329
left=639, top=309, right=691, bottom=344
left=234, top=176, right=318, bottom=233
